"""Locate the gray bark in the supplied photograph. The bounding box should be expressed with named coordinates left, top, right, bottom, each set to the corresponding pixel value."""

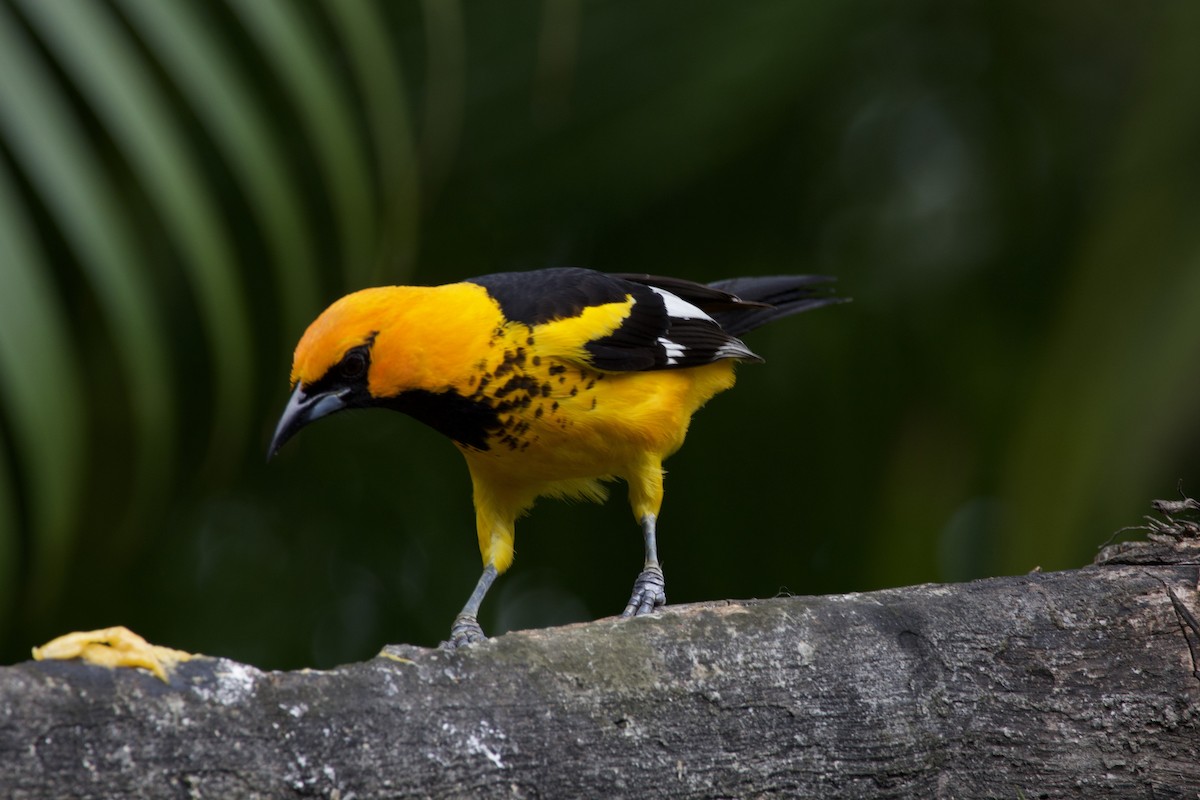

left=2, top=533, right=1199, bottom=799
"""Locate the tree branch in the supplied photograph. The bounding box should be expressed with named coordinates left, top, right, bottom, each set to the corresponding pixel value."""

left=4, top=534, right=1200, bottom=798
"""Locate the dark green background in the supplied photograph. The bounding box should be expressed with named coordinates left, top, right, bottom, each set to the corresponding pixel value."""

left=2, top=1, right=1198, bottom=669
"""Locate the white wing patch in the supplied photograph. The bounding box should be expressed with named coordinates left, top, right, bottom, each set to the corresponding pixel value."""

left=657, top=336, right=686, bottom=365
left=648, top=286, right=758, bottom=365
left=650, top=286, right=715, bottom=322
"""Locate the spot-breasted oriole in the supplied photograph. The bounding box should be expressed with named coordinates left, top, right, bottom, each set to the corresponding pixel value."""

left=269, top=267, right=843, bottom=647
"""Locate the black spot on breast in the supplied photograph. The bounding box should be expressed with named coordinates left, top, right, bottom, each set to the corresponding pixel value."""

left=494, top=375, right=540, bottom=399
left=493, top=347, right=527, bottom=377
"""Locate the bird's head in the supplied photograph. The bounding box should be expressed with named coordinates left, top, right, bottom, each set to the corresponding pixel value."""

left=268, top=287, right=413, bottom=459
left=268, top=283, right=498, bottom=458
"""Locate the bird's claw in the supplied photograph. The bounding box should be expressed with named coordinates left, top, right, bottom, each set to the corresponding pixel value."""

left=440, top=613, right=487, bottom=650
left=621, top=565, right=666, bottom=617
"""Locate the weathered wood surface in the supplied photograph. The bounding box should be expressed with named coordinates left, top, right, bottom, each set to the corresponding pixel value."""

left=2, top=540, right=1199, bottom=799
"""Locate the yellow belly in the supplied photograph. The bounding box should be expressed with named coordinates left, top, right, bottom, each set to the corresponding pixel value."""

left=457, top=358, right=737, bottom=572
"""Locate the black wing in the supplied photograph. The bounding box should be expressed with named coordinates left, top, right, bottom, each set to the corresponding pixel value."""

left=617, top=273, right=845, bottom=336
left=468, top=268, right=758, bottom=372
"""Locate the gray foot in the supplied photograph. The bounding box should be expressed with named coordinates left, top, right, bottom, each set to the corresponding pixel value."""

left=621, top=565, right=666, bottom=617
left=441, top=613, right=487, bottom=649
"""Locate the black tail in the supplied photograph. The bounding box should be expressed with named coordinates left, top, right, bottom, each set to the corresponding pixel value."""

left=705, top=275, right=846, bottom=336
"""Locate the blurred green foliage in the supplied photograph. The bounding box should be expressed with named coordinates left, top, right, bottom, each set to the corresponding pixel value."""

left=1, top=0, right=1198, bottom=669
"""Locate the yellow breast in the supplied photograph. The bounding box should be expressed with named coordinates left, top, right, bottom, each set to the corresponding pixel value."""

left=456, top=321, right=737, bottom=485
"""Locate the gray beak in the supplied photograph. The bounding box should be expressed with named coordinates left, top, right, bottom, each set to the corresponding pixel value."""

left=268, top=384, right=349, bottom=460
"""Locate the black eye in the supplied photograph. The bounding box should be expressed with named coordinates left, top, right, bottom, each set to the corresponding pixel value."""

left=340, top=347, right=368, bottom=380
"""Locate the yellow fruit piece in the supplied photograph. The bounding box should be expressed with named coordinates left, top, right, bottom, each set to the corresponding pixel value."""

left=32, top=626, right=195, bottom=682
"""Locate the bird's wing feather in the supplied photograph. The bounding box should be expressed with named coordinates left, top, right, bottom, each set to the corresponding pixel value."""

left=609, top=273, right=769, bottom=312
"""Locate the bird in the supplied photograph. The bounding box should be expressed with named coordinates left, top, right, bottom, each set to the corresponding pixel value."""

left=269, top=267, right=843, bottom=648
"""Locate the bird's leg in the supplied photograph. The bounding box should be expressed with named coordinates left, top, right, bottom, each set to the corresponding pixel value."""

left=622, top=514, right=666, bottom=617
left=442, top=562, right=498, bottom=649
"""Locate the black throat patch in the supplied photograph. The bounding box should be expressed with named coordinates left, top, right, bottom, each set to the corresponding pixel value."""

left=377, top=389, right=501, bottom=451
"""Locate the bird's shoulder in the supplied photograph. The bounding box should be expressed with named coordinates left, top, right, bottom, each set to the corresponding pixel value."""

left=464, top=268, right=632, bottom=326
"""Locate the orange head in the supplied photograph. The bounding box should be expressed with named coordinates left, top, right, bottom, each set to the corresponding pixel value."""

left=268, top=282, right=501, bottom=458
